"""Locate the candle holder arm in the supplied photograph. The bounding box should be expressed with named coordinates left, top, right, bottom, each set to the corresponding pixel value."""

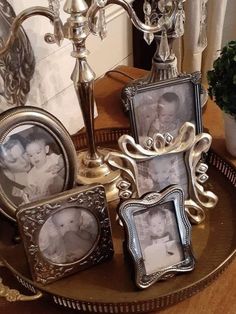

left=0, top=6, right=63, bottom=57
left=87, top=0, right=176, bottom=35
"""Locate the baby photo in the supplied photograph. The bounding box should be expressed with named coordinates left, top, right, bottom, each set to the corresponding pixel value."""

left=137, top=154, right=189, bottom=198
left=133, top=79, right=198, bottom=146
left=0, top=124, right=66, bottom=206
left=39, top=207, right=98, bottom=264
left=134, top=202, right=184, bottom=275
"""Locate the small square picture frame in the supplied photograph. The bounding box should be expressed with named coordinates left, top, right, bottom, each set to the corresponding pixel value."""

left=16, top=185, right=114, bottom=285
left=119, top=185, right=195, bottom=289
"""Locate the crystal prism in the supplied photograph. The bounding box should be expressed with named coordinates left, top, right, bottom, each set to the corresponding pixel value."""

left=175, top=10, right=185, bottom=37
left=48, top=0, right=60, bottom=16
left=143, top=0, right=152, bottom=16
left=158, top=0, right=166, bottom=13
left=143, top=11, right=154, bottom=45
left=159, top=30, right=170, bottom=61
left=98, top=8, right=107, bottom=40
left=144, top=31, right=154, bottom=45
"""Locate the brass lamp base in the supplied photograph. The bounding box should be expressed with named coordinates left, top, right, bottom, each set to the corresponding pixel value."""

left=76, top=148, right=122, bottom=202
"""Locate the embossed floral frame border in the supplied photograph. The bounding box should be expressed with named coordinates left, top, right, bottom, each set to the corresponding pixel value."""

left=16, top=185, right=114, bottom=285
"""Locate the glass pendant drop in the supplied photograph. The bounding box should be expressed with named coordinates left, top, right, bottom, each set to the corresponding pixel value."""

left=143, top=0, right=154, bottom=45
left=159, top=29, right=170, bottom=61
left=175, top=8, right=185, bottom=37
left=98, top=8, right=107, bottom=40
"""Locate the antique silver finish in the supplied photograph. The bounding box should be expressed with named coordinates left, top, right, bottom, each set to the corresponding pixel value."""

left=121, top=72, right=203, bottom=142
left=142, top=0, right=186, bottom=82
left=118, top=122, right=218, bottom=224
left=0, top=0, right=193, bottom=202
left=0, top=262, right=42, bottom=302
left=16, top=185, right=113, bottom=285
left=0, top=1, right=119, bottom=201
left=0, top=7, right=63, bottom=56
left=0, top=1, right=35, bottom=107
left=88, top=0, right=186, bottom=82
left=105, top=151, right=139, bottom=200
left=87, top=0, right=177, bottom=36
left=119, top=186, right=195, bottom=289
left=0, top=106, right=77, bottom=222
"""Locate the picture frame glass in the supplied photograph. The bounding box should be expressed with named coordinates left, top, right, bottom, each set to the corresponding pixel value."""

left=39, top=206, right=99, bottom=264
left=0, top=124, right=66, bottom=206
left=124, top=75, right=202, bottom=199
left=133, top=79, right=201, bottom=145
left=137, top=153, right=189, bottom=198
left=134, top=201, right=184, bottom=275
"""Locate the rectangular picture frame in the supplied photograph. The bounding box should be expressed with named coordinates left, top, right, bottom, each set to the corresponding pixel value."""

left=121, top=73, right=203, bottom=202
left=16, top=185, right=114, bottom=285
left=119, top=185, right=195, bottom=289
left=118, top=122, right=218, bottom=224
left=122, top=72, right=203, bottom=145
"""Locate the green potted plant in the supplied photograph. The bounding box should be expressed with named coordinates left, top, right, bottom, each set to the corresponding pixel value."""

left=207, top=40, right=236, bottom=156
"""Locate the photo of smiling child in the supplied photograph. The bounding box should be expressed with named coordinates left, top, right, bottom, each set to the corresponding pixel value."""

left=0, top=125, right=66, bottom=205
left=0, top=135, right=32, bottom=205
left=25, top=132, right=65, bottom=201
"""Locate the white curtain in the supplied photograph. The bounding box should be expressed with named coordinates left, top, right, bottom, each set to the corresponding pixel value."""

left=175, top=0, right=236, bottom=83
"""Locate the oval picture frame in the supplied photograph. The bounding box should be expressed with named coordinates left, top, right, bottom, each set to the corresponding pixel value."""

left=0, top=106, right=77, bottom=221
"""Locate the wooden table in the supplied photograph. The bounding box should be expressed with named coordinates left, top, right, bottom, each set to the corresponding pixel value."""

left=1, top=66, right=236, bottom=314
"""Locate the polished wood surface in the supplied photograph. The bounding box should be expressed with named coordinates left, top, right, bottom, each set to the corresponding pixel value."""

left=1, top=66, right=236, bottom=313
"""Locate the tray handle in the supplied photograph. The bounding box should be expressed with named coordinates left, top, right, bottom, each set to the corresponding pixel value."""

left=0, top=261, right=42, bottom=302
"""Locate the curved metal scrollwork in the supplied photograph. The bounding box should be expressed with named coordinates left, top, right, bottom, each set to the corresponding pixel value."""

left=118, top=122, right=218, bottom=224
left=0, top=1, right=35, bottom=107
left=87, top=0, right=177, bottom=35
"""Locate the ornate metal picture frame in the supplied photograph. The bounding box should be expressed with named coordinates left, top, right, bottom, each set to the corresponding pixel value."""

left=122, top=72, right=202, bottom=145
left=0, top=106, right=77, bottom=221
left=118, top=122, right=218, bottom=224
left=119, top=186, right=195, bottom=289
left=16, top=185, right=114, bottom=285
left=0, top=0, right=35, bottom=108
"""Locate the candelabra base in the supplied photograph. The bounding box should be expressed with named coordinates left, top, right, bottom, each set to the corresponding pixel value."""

left=76, top=148, right=122, bottom=202
left=145, top=57, right=178, bottom=82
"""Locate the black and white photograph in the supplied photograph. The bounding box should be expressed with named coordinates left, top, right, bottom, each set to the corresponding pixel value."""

left=137, top=153, right=188, bottom=198
left=17, top=185, right=114, bottom=285
left=0, top=124, right=66, bottom=206
left=122, top=74, right=202, bottom=198
left=39, top=207, right=99, bottom=264
left=0, top=106, right=77, bottom=221
left=123, top=74, right=202, bottom=145
left=119, top=187, right=195, bottom=289
left=134, top=202, right=184, bottom=275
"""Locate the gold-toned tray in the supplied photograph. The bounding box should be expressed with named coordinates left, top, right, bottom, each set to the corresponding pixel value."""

left=0, top=129, right=236, bottom=313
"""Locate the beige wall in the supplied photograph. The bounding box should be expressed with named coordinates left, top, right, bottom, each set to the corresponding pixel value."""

left=222, top=0, right=236, bottom=46
left=9, top=1, right=133, bottom=134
